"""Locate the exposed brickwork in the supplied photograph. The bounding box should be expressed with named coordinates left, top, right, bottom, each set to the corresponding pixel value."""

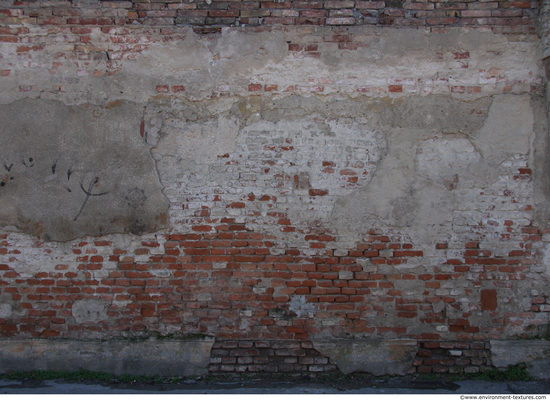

left=1, top=221, right=548, bottom=371
left=0, top=23, right=542, bottom=100
left=0, top=0, right=548, bottom=377
left=209, top=340, right=338, bottom=373
left=413, top=341, right=492, bottom=374
left=0, top=223, right=546, bottom=341
left=0, top=1, right=539, bottom=33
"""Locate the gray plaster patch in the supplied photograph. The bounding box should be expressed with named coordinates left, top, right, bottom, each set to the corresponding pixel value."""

left=472, top=95, right=533, bottom=163
left=149, top=96, right=388, bottom=233
left=531, top=95, right=550, bottom=226
left=71, top=300, right=108, bottom=324
left=378, top=96, right=491, bottom=133
left=542, top=243, right=550, bottom=277
left=313, top=340, right=418, bottom=376
left=289, top=295, right=317, bottom=318
left=490, top=340, right=550, bottom=379
left=0, top=99, right=169, bottom=241
left=332, top=95, right=536, bottom=247
left=140, top=31, right=212, bottom=73
left=0, top=303, right=12, bottom=319
left=414, top=136, right=482, bottom=188
left=153, top=115, right=240, bottom=174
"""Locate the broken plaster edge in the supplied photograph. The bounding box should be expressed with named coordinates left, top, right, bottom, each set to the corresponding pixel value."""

left=312, top=339, right=418, bottom=376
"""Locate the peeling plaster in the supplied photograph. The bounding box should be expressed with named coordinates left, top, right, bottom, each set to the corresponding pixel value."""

left=332, top=95, right=538, bottom=248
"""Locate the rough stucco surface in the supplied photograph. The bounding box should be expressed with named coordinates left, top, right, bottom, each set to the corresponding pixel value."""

left=0, top=99, right=169, bottom=242
left=0, top=15, right=549, bottom=375
left=0, top=338, right=214, bottom=377
left=490, top=340, right=550, bottom=379
left=313, top=339, right=418, bottom=375
left=0, top=27, right=544, bottom=105
left=333, top=94, right=536, bottom=245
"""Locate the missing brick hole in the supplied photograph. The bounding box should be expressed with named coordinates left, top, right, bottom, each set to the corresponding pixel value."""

left=193, top=27, right=222, bottom=35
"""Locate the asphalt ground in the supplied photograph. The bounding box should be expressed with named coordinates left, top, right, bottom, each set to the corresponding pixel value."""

left=0, top=374, right=549, bottom=394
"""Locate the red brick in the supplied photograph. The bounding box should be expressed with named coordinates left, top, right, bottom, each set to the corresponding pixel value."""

left=249, top=84, right=263, bottom=92
left=326, top=17, right=355, bottom=25
left=427, top=17, right=457, bottom=24
left=325, top=1, right=354, bottom=8
left=393, top=250, right=423, bottom=257
left=453, top=51, right=470, bottom=59
left=309, top=189, right=328, bottom=196
left=481, top=289, right=497, bottom=311
left=261, top=2, right=292, bottom=9
left=356, top=1, right=385, bottom=9
left=417, top=349, right=431, bottom=357
left=300, top=10, right=327, bottom=18
left=0, top=36, right=18, bottom=43
left=209, top=10, right=239, bottom=18
left=398, top=311, right=417, bottom=318
left=404, top=2, right=434, bottom=10
left=505, top=1, right=532, bottom=8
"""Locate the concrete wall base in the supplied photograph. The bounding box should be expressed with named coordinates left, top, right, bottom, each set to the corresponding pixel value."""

left=312, top=340, right=418, bottom=376
left=0, top=338, right=215, bottom=377
left=490, top=340, right=550, bottom=379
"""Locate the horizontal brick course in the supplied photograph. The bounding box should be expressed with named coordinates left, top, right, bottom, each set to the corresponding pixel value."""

left=0, top=0, right=539, bottom=30
left=207, top=340, right=338, bottom=372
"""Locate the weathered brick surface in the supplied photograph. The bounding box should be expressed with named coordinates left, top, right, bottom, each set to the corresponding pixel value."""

left=0, top=226, right=547, bottom=340
left=0, top=0, right=548, bottom=376
left=412, top=341, right=493, bottom=374
left=209, top=340, right=337, bottom=373
left=0, top=1, right=539, bottom=32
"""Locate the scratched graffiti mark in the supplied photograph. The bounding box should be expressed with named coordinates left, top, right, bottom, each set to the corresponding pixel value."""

left=0, top=152, right=116, bottom=218
left=1, top=156, right=35, bottom=176
left=0, top=155, right=78, bottom=193
left=64, top=167, right=74, bottom=192
left=21, top=157, right=34, bottom=168
left=125, top=188, right=147, bottom=208
left=73, top=176, right=110, bottom=221
left=0, top=99, right=169, bottom=241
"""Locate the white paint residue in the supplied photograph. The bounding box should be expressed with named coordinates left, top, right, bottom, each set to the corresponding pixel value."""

left=289, top=295, right=317, bottom=317
left=0, top=303, right=12, bottom=318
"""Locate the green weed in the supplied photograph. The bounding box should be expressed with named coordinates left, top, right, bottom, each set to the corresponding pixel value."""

left=474, top=364, right=530, bottom=382
left=417, top=364, right=531, bottom=383
left=0, top=369, right=113, bottom=382
left=118, top=373, right=150, bottom=383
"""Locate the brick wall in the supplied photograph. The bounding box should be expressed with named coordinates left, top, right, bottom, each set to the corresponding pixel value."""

left=209, top=340, right=338, bottom=373
left=0, top=0, right=549, bottom=376
left=0, top=0, right=539, bottom=33
left=1, top=223, right=548, bottom=373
